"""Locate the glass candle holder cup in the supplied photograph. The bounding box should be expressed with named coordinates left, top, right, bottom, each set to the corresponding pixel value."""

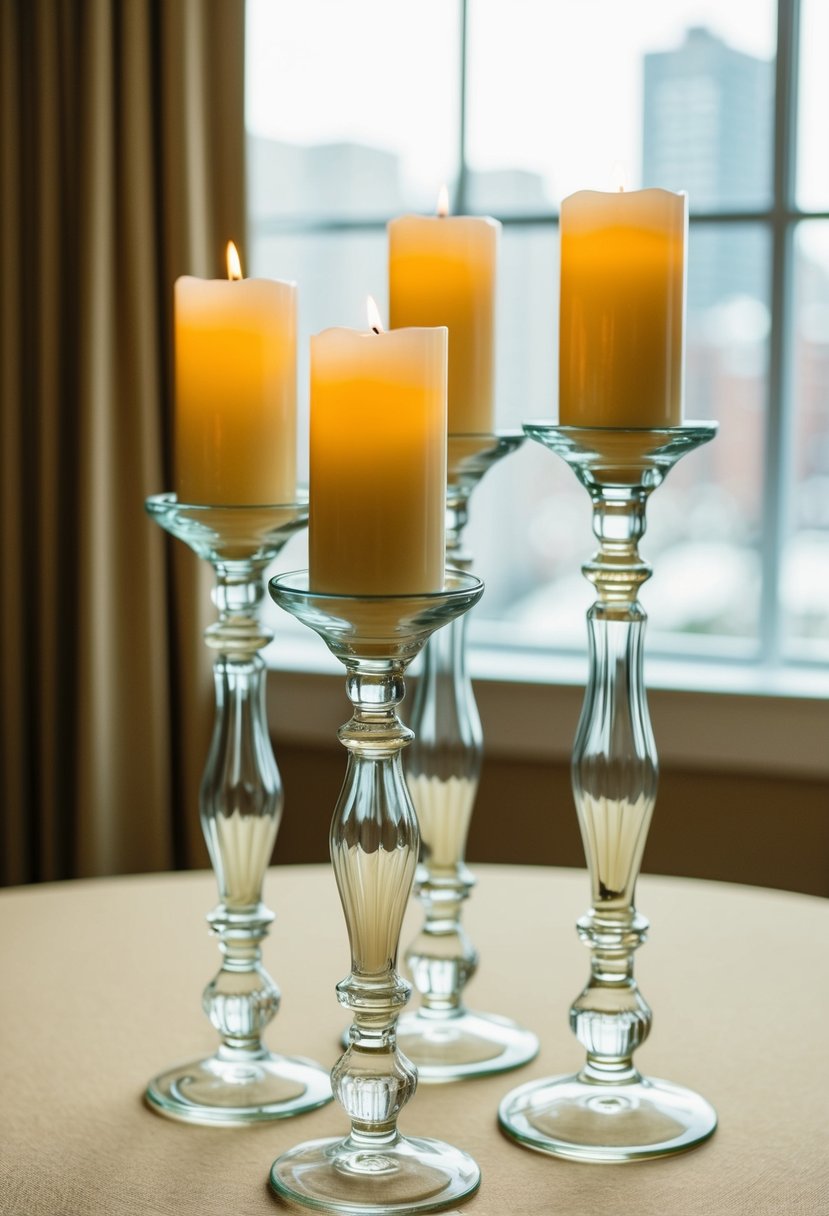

left=143, top=494, right=332, bottom=1125
left=498, top=424, right=719, bottom=1162
left=267, top=570, right=484, bottom=1215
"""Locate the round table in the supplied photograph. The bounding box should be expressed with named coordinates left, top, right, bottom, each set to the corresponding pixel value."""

left=0, top=864, right=827, bottom=1215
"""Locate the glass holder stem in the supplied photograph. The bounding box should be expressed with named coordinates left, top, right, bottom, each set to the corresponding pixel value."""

left=406, top=540, right=480, bottom=1019
left=398, top=431, right=539, bottom=1081
left=200, top=562, right=281, bottom=1059
left=570, top=490, right=655, bottom=1085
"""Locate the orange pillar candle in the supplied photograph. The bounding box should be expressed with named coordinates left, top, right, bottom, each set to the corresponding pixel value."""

left=175, top=243, right=297, bottom=504
left=388, top=194, right=499, bottom=434
left=559, top=188, right=687, bottom=428
left=309, top=307, right=447, bottom=595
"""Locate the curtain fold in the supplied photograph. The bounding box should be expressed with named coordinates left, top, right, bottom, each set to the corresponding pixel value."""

left=0, top=0, right=247, bottom=884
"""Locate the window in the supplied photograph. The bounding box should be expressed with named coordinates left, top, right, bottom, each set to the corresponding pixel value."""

left=246, top=0, right=829, bottom=687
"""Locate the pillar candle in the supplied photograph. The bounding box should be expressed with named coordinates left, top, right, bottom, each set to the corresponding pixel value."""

left=175, top=246, right=297, bottom=504
left=559, top=188, right=687, bottom=427
left=309, top=319, right=447, bottom=595
left=388, top=203, right=498, bottom=434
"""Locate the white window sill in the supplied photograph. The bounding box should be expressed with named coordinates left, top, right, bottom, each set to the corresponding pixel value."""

left=265, top=630, right=829, bottom=780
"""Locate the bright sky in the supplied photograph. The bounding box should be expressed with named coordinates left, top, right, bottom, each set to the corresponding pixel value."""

left=246, top=0, right=828, bottom=260
left=247, top=0, right=775, bottom=199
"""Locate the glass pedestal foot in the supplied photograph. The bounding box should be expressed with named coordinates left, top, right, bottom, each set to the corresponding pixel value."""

left=269, top=1133, right=481, bottom=1215
left=498, top=1072, right=718, bottom=1162
left=396, top=1009, right=538, bottom=1082
left=145, top=1050, right=332, bottom=1127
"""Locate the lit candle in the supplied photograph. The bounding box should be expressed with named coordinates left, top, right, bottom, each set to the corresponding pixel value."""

left=388, top=189, right=498, bottom=434
left=309, top=300, right=447, bottom=595
left=175, top=242, right=297, bottom=504
left=559, top=188, right=687, bottom=427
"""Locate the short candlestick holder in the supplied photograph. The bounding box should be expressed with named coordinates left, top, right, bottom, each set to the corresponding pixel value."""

left=498, top=424, right=718, bottom=1162
left=143, top=494, right=331, bottom=1125
left=267, top=570, right=483, bottom=1214
left=396, top=433, right=539, bottom=1081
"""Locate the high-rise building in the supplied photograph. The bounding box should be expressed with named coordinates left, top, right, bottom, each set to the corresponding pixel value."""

left=642, top=26, right=774, bottom=311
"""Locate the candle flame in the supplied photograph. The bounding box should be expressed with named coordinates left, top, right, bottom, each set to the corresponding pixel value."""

left=226, top=240, right=243, bottom=280
left=367, top=295, right=384, bottom=334
left=609, top=161, right=630, bottom=193
left=437, top=184, right=450, bottom=218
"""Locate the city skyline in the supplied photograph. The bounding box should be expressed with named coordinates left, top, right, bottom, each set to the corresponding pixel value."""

left=247, top=0, right=778, bottom=209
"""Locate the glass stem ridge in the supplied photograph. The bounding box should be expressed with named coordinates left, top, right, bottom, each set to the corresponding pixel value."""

left=201, top=561, right=282, bottom=1058
left=330, top=663, right=419, bottom=1141
left=570, top=491, right=657, bottom=1083
left=405, top=503, right=482, bottom=1018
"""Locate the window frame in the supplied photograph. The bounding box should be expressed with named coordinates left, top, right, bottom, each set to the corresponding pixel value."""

left=249, top=0, right=829, bottom=699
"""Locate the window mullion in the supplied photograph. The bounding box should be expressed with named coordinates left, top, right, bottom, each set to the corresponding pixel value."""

left=761, top=0, right=801, bottom=667
left=456, top=0, right=469, bottom=214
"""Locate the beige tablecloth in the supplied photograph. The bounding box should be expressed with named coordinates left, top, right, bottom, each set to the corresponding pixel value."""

left=0, top=864, right=827, bottom=1216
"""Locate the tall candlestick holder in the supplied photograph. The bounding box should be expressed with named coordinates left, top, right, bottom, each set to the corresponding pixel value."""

left=498, top=424, right=718, bottom=1162
left=267, top=570, right=483, bottom=1215
left=144, top=494, right=331, bottom=1125
left=396, top=433, right=539, bottom=1081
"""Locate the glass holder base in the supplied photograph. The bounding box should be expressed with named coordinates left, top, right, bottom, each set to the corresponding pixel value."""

left=269, top=1132, right=481, bottom=1214
left=144, top=1049, right=332, bottom=1126
left=394, top=1008, right=539, bottom=1083
left=498, top=1071, right=718, bottom=1163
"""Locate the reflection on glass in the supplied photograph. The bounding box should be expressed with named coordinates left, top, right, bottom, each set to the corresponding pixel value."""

left=465, top=0, right=774, bottom=213
left=797, top=0, right=829, bottom=212
left=786, top=223, right=829, bottom=656
left=246, top=0, right=460, bottom=219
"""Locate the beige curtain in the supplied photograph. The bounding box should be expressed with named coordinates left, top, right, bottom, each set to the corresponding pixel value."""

left=0, top=0, right=246, bottom=884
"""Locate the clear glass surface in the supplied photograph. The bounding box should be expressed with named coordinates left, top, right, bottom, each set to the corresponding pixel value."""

left=498, top=426, right=718, bottom=1162
left=785, top=223, right=829, bottom=659
left=267, top=571, right=482, bottom=1213
left=397, top=434, right=539, bottom=1080
left=466, top=0, right=774, bottom=212
left=143, top=495, right=331, bottom=1124
left=246, top=0, right=460, bottom=219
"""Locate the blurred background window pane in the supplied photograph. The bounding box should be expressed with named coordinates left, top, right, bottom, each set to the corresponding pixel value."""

left=786, top=223, right=829, bottom=660
left=246, top=0, right=461, bottom=221
left=246, top=1, right=826, bottom=676
left=468, top=223, right=768, bottom=651
left=797, top=0, right=829, bottom=213
left=465, top=0, right=775, bottom=213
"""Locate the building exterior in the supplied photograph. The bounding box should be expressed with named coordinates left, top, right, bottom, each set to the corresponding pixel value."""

left=643, top=26, right=774, bottom=311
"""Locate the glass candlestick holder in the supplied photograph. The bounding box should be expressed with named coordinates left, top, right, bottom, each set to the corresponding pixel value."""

left=267, top=570, right=483, bottom=1215
left=498, top=424, right=719, bottom=1162
left=143, top=494, right=331, bottom=1126
left=396, top=433, right=539, bottom=1081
